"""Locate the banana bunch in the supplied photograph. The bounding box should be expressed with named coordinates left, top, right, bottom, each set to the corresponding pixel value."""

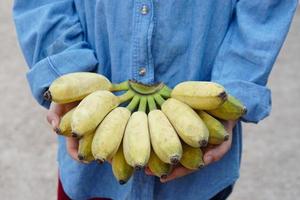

left=45, top=72, right=246, bottom=184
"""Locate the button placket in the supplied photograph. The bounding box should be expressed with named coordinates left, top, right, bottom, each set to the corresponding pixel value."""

left=131, top=0, right=155, bottom=84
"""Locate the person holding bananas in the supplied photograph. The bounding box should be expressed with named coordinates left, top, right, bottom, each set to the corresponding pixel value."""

left=13, top=1, right=298, bottom=200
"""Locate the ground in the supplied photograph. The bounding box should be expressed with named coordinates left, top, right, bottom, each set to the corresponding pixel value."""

left=0, top=1, right=299, bottom=199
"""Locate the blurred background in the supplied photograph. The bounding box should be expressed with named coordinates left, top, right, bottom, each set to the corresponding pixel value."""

left=0, top=1, right=299, bottom=200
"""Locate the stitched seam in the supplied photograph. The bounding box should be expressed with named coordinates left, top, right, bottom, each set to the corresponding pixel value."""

left=132, top=1, right=142, bottom=80
left=47, top=57, right=61, bottom=76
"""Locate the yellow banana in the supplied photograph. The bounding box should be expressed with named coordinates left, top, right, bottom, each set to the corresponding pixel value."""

left=148, top=110, right=182, bottom=164
left=171, top=81, right=227, bottom=110
left=207, top=95, right=247, bottom=120
left=180, top=143, right=204, bottom=170
left=78, top=133, right=95, bottom=163
left=123, top=111, right=151, bottom=169
left=112, top=146, right=134, bottom=185
left=148, top=150, right=171, bottom=179
left=161, top=98, right=209, bottom=148
left=55, top=107, right=76, bottom=137
left=92, top=107, right=131, bottom=162
left=44, top=72, right=112, bottom=103
left=198, top=111, right=229, bottom=145
left=71, top=90, right=120, bottom=138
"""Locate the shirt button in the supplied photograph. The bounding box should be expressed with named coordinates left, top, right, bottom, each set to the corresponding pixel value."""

left=138, top=67, right=147, bottom=76
left=140, top=5, right=149, bottom=15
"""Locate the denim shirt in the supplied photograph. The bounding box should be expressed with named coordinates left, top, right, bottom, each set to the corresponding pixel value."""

left=13, top=0, right=297, bottom=199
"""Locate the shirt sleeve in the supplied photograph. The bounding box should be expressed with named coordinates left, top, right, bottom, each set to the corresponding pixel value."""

left=211, top=0, right=298, bottom=123
left=13, top=0, right=98, bottom=108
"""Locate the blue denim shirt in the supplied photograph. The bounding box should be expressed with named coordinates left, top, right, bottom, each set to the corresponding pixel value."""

left=13, top=1, right=297, bottom=199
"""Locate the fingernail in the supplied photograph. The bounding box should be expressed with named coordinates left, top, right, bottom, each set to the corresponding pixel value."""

left=160, top=178, right=167, bottom=183
left=204, top=155, right=213, bottom=165
left=144, top=169, right=151, bottom=176
left=51, top=120, right=56, bottom=128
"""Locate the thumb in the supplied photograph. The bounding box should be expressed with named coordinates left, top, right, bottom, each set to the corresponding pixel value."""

left=46, top=110, right=60, bottom=131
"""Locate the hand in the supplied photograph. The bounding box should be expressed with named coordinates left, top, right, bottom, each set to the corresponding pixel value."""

left=145, top=120, right=237, bottom=183
left=46, top=102, right=80, bottom=161
left=203, top=120, right=236, bottom=165
left=145, top=164, right=194, bottom=183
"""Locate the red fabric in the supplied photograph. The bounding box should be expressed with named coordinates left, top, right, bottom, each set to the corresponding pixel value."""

left=58, top=178, right=111, bottom=200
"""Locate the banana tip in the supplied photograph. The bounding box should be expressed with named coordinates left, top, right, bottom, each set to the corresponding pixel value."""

left=198, top=163, right=205, bottom=169
left=54, top=127, right=61, bottom=135
left=134, top=165, right=143, bottom=171
left=243, top=106, right=248, bottom=115
left=119, top=180, right=126, bottom=185
left=224, top=134, right=230, bottom=141
left=43, top=90, right=52, bottom=101
left=71, top=132, right=79, bottom=138
left=199, top=140, right=208, bottom=147
left=78, top=154, right=84, bottom=161
left=218, top=91, right=227, bottom=101
left=170, top=155, right=180, bottom=165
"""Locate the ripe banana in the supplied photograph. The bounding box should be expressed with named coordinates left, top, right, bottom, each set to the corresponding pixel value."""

left=44, top=72, right=112, bottom=103
left=148, top=150, right=171, bottom=179
left=56, top=107, right=76, bottom=137
left=207, top=95, right=247, bottom=120
left=92, top=107, right=131, bottom=162
left=171, top=81, right=227, bottom=110
left=112, top=146, right=134, bottom=185
left=123, top=111, right=151, bottom=169
left=197, top=111, right=229, bottom=145
left=148, top=110, right=182, bottom=164
left=180, top=143, right=204, bottom=170
left=161, top=98, right=209, bottom=148
left=71, top=90, right=120, bottom=138
left=78, top=132, right=95, bottom=162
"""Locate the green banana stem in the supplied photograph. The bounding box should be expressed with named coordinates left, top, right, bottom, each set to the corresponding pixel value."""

left=153, top=94, right=165, bottom=107
left=138, top=96, right=147, bottom=112
left=128, top=80, right=164, bottom=95
left=126, top=95, right=141, bottom=112
left=158, top=85, right=172, bottom=98
left=111, top=81, right=129, bottom=92
left=147, top=95, right=157, bottom=111
left=118, top=90, right=135, bottom=103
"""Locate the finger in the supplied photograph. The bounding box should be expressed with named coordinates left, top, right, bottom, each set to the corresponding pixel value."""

left=46, top=110, right=60, bottom=131
left=66, top=137, right=80, bottom=161
left=47, top=102, right=80, bottom=133
left=160, top=166, right=194, bottom=183
left=204, top=138, right=232, bottom=165
left=202, top=144, right=215, bottom=153
left=144, top=167, right=154, bottom=176
left=63, top=101, right=80, bottom=112
left=222, top=120, right=237, bottom=133
left=46, top=103, right=61, bottom=126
